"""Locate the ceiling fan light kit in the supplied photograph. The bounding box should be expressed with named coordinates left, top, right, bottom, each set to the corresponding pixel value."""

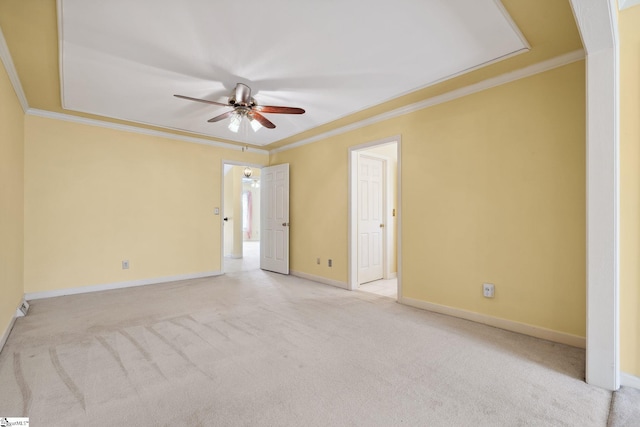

left=228, top=112, right=242, bottom=133
left=249, top=116, right=262, bottom=132
left=174, top=83, right=305, bottom=133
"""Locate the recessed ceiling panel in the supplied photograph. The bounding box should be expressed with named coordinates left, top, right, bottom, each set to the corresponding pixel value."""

left=59, top=0, right=528, bottom=146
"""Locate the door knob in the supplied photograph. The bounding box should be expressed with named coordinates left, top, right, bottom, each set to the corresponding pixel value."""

left=282, top=222, right=290, bottom=227
left=223, top=217, right=229, bottom=222
left=379, top=223, right=384, bottom=228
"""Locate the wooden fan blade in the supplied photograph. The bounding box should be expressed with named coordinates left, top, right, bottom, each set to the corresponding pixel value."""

left=207, top=110, right=234, bottom=123
left=249, top=111, right=276, bottom=129
left=174, top=94, right=229, bottom=107
left=254, top=105, right=305, bottom=114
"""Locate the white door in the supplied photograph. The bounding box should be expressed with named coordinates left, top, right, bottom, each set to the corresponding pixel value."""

left=358, top=155, right=384, bottom=284
left=260, top=164, right=290, bottom=274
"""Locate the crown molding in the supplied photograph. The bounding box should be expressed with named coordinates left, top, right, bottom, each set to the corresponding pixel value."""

left=270, top=49, right=585, bottom=154
left=619, top=0, right=640, bottom=10
left=495, top=0, right=531, bottom=50
left=26, top=109, right=269, bottom=154
left=0, top=26, right=29, bottom=112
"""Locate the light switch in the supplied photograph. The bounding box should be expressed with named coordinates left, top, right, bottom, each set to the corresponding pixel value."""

left=214, top=207, right=220, bottom=215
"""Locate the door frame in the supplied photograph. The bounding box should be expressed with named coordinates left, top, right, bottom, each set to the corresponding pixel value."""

left=348, top=136, right=402, bottom=297
left=568, top=0, right=620, bottom=391
left=220, top=159, right=265, bottom=273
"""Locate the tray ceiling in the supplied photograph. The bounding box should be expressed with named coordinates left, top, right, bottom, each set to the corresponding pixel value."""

left=58, top=0, right=528, bottom=146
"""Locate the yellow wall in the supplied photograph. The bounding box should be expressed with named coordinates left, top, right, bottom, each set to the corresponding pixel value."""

left=272, top=142, right=349, bottom=282
left=619, top=5, right=640, bottom=377
left=0, top=58, right=24, bottom=334
left=24, top=115, right=267, bottom=293
left=272, top=61, right=586, bottom=337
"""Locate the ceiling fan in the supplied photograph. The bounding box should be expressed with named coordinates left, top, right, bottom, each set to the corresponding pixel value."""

left=174, top=83, right=305, bottom=133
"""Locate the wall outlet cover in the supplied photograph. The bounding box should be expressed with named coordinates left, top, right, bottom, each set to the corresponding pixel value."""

left=483, top=283, right=495, bottom=298
left=16, top=300, right=29, bottom=317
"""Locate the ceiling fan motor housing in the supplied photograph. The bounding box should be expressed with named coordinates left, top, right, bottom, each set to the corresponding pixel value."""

left=229, top=83, right=252, bottom=106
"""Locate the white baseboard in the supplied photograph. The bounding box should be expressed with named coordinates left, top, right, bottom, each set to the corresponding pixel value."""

left=399, top=296, right=586, bottom=349
left=0, top=303, right=20, bottom=354
left=619, top=0, right=640, bottom=11
left=621, top=372, right=640, bottom=390
left=384, top=272, right=398, bottom=280
left=290, top=270, right=349, bottom=290
left=25, top=271, right=223, bottom=301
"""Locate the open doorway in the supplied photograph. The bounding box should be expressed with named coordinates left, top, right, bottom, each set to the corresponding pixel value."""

left=222, top=163, right=262, bottom=273
left=348, top=137, right=400, bottom=299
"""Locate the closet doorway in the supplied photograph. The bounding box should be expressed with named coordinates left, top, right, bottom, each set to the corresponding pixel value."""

left=348, top=136, right=401, bottom=299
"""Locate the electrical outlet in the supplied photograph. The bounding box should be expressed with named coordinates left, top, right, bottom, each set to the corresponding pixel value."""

left=16, top=300, right=29, bottom=317
left=483, top=283, right=495, bottom=298
left=328, top=259, right=332, bottom=267
left=317, top=258, right=321, bottom=265
left=122, top=260, right=130, bottom=270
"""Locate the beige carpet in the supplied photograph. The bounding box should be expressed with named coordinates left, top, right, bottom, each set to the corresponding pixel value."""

left=0, top=269, right=636, bottom=426
left=608, top=386, right=640, bottom=427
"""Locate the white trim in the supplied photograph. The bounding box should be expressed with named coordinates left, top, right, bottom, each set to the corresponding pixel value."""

left=381, top=154, right=395, bottom=282
left=25, top=271, right=222, bottom=301
left=347, top=149, right=358, bottom=291
left=586, top=46, right=620, bottom=391
left=290, top=270, right=349, bottom=290
left=619, top=0, right=640, bottom=10
left=494, top=0, right=531, bottom=50
left=270, top=50, right=584, bottom=154
left=57, top=0, right=66, bottom=109
left=621, top=372, right=640, bottom=390
left=396, top=140, right=403, bottom=300
left=0, top=306, right=19, bottom=355
left=25, top=109, right=270, bottom=155
left=570, top=0, right=620, bottom=391
left=400, top=296, right=586, bottom=349
left=0, top=26, right=29, bottom=112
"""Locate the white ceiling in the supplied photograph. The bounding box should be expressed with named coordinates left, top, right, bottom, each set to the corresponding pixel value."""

left=59, top=0, right=528, bottom=147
